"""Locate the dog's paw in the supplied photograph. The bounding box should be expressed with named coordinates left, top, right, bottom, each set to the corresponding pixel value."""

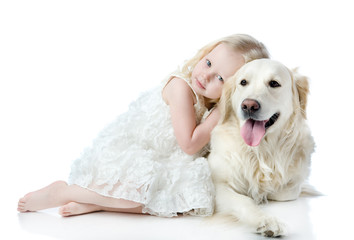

left=256, top=216, right=286, bottom=237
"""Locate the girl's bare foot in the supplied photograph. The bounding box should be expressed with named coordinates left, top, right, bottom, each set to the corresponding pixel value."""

left=18, top=180, right=144, bottom=215
left=17, top=181, right=68, bottom=212
left=59, top=202, right=102, bottom=217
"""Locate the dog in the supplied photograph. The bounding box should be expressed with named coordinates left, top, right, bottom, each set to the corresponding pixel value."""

left=208, top=59, right=315, bottom=237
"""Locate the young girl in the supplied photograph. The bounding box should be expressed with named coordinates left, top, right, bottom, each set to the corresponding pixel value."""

left=18, top=34, right=269, bottom=217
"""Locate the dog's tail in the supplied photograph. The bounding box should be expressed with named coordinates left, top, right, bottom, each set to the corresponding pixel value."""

left=301, top=182, right=324, bottom=196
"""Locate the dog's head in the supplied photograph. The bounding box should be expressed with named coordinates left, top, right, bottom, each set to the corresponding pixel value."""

left=219, top=59, right=309, bottom=147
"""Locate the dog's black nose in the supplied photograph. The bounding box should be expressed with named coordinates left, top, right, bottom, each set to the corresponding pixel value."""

left=241, top=99, right=260, bottom=115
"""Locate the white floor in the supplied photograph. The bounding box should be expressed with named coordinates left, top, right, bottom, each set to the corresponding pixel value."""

left=5, top=191, right=354, bottom=239
left=4, top=122, right=354, bottom=240
left=2, top=1, right=354, bottom=239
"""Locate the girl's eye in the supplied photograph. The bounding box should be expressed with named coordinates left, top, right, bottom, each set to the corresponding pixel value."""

left=217, top=75, right=224, bottom=82
left=206, top=59, right=211, bottom=67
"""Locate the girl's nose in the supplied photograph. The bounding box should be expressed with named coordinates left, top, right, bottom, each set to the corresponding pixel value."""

left=202, top=72, right=211, bottom=82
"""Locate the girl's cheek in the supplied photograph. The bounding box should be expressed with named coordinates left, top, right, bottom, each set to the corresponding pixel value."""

left=216, top=86, right=223, bottom=98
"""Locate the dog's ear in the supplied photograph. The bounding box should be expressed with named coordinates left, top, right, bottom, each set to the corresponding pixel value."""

left=218, top=76, right=237, bottom=124
left=292, top=68, right=309, bottom=119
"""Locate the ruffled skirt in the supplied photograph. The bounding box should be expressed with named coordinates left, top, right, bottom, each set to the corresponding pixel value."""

left=68, top=87, right=214, bottom=217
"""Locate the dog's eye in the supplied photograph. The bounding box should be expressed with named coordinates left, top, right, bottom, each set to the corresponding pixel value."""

left=240, top=79, right=247, bottom=86
left=269, top=80, right=281, bottom=88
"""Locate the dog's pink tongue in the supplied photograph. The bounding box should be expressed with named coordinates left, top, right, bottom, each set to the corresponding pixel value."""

left=241, top=119, right=266, bottom=146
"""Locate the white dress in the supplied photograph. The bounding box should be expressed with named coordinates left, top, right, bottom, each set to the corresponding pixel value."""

left=68, top=72, right=215, bottom=217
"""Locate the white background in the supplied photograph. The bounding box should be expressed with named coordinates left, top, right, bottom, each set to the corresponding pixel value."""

left=1, top=0, right=354, bottom=239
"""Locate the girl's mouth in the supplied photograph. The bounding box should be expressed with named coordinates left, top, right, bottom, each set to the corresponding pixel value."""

left=196, top=79, right=206, bottom=89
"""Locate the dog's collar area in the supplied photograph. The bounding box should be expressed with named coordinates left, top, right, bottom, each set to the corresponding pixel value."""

left=265, top=113, right=280, bottom=129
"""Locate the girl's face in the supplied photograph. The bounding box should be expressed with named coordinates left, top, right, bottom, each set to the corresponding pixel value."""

left=191, top=43, right=245, bottom=100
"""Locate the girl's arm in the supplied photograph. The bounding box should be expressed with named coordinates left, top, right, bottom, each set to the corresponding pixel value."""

left=163, top=77, right=220, bottom=155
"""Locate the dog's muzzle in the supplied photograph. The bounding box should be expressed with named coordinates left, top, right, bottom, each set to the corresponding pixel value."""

left=240, top=99, right=280, bottom=147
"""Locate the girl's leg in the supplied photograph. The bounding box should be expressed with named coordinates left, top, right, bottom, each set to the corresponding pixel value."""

left=17, top=181, right=142, bottom=214
left=58, top=202, right=143, bottom=217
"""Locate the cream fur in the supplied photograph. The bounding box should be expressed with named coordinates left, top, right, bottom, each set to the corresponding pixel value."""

left=208, top=59, right=315, bottom=237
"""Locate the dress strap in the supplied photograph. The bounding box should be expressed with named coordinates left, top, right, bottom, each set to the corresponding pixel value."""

left=180, top=77, right=199, bottom=103
left=162, top=70, right=208, bottom=126
left=163, top=72, right=199, bottom=104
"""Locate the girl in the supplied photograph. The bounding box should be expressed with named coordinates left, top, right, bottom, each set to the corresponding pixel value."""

left=18, top=34, right=269, bottom=217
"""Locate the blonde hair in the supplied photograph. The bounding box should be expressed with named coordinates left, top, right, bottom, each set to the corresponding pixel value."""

left=179, top=34, right=270, bottom=108
left=180, top=34, right=270, bottom=80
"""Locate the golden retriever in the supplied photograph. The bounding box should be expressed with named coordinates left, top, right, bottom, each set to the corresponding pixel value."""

left=208, top=59, right=315, bottom=237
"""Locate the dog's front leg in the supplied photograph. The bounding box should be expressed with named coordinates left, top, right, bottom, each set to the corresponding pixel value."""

left=215, top=183, right=286, bottom=237
left=268, top=184, right=301, bottom=201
